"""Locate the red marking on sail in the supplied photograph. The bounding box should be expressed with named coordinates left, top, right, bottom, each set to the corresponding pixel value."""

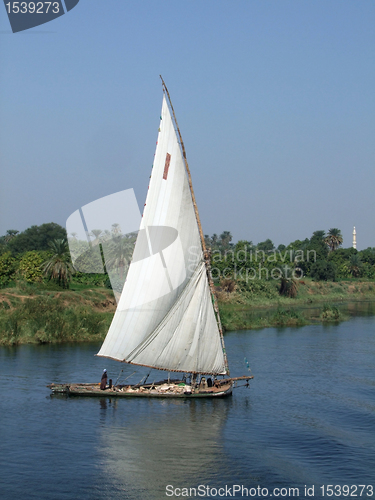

left=163, top=153, right=171, bottom=180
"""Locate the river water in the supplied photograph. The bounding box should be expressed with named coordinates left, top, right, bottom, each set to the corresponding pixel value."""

left=1, top=315, right=374, bottom=500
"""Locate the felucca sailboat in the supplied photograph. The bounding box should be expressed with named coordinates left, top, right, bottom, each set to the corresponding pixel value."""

left=49, top=79, right=253, bottom=398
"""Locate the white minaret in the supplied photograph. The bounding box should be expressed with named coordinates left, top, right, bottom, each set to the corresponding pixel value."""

left=353, top=226, right=356, bottom=249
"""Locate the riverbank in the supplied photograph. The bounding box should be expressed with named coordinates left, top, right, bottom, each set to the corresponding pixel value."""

left=0, top=283, right=116, bottom=346
left=0, top=279, right=375, bottom=345
left=217, top=278, right=375, bottom=330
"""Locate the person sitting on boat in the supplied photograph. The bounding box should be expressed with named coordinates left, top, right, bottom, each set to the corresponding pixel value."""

left=100, top=369, right=108, bottom=390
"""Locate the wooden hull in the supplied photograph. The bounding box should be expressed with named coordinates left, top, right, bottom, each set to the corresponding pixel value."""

left=48, top=380, right=234, bottom=398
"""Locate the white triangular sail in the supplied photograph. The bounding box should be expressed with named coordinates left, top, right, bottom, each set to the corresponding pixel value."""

left=97, top=96, right=226, bottom=375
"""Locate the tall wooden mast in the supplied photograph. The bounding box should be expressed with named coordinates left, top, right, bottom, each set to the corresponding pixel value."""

left=160, top=76, right=229, bottom=375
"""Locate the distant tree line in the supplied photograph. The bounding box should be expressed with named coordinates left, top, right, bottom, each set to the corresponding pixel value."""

left=0, top=222, right=136, bottom=290
left=204, top=228, right=375, bottom=282
left=0, top=223, right=74, bottom=288
left=0, top=223, right=374, bottom=291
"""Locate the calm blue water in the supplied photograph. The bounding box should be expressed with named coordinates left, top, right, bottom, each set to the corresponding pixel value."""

left=1, top=316, right=374, bottom=499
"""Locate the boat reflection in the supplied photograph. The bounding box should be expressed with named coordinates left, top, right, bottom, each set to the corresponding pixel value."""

left=98, top=398, right=230, bottom=499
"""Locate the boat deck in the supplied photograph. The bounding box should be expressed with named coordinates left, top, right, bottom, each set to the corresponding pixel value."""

left=48, top=376, right=253, bottom=398
left=48, top=380, right=238, bottom=398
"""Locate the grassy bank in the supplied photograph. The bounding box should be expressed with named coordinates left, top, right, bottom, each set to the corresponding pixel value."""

left=217, top=278, right=375, bottom=330
left=0, top=279, right=375, bottom=345
left=0, top=282, right=116, bottom=346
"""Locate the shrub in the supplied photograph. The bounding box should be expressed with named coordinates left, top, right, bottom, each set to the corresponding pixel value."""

left=0, top=252, right=16, bottom=287
left=18, top=251, right=44, bottom=283
left=310, top=260, right=337, bottom=281
left=321, top=304, right=340, bottom=321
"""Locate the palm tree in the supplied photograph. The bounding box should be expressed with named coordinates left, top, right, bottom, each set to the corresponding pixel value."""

left=204, top=234, right=211, bottom=249
left=324, top=228, right=343, bottom=252
left=279, top=251, right=299, bottom=298
left=111, top=223, right=121, bottom=235
left=4, top=229, right=19, bottom=243
left=90, top=229, right=102, bottom=245
left=279, top=276, right=298, bottom=298
left=311, top=230, right=326, bottom=241
left=219, top=231, right=232, bottom=249
left=102, top=229, right=111, bottom=242
left=105, top=234, right=134, bottom=280
left=349, top=254, right=362, bottom=277
left=42, top=239, right=74, bottom=288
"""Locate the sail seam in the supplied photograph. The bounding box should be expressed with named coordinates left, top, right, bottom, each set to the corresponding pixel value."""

left=125, top=261, right=205, bottom=363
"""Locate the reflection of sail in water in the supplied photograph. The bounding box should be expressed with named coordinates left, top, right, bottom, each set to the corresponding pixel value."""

left=99, top=399, right=230, bottom=499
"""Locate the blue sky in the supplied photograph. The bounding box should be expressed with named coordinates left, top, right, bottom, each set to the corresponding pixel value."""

left=0, top=0, right=374, bottom=249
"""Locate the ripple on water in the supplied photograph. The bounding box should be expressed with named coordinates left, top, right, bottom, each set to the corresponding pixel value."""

left=1, top=316, right=374, bottom=499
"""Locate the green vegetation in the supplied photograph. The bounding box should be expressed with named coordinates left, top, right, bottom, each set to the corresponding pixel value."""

left=204, top=229, right=375, bottom=283
left=216, top=277, right=373, bottom=330
left=2, top=223, right=66, bottom=254
left=220, top=304, right=307, bottom=331
left=0, top=283, right=115, bottom=346
left=0, top=252, right=16, bottom=287
left=324, top=228, right=343, bottom=252
left=42, top=239, right=73, bottom=288
left=19, top=251, right=44, bottom=283
left=0, top=223, right=374, bottom=344
left=321, top=304, right=341, bottom=322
